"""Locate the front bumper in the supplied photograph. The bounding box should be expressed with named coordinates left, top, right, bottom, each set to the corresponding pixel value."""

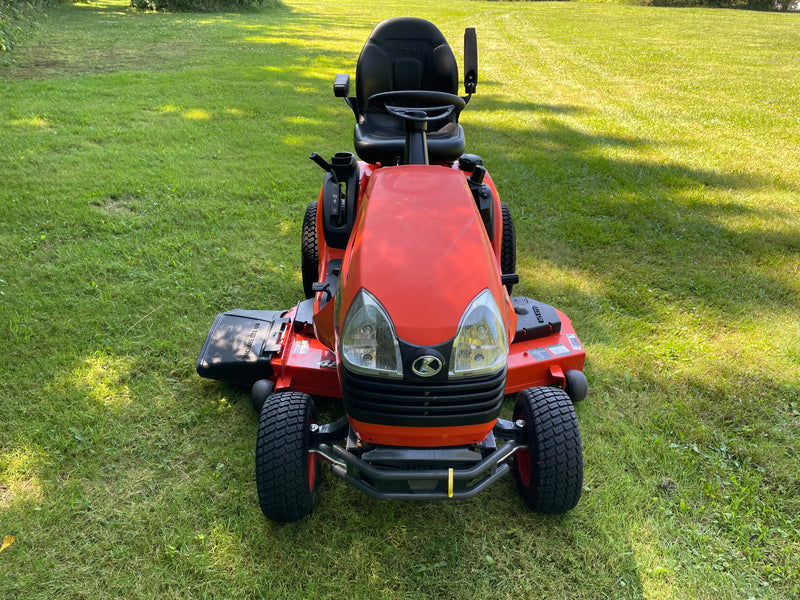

left=311, top=419, right=526, bottom=501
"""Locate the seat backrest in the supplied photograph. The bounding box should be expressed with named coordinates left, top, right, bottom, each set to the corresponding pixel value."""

left=355, top=18, right=459, bottom=117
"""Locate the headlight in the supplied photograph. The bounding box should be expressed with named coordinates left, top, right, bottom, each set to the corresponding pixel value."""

left=450, top=289, right=508, bottom=378
left=340, top=289, right=403, bottom=379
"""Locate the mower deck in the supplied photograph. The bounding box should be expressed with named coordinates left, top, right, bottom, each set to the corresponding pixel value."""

left=196, top=295, right=585, bottom=400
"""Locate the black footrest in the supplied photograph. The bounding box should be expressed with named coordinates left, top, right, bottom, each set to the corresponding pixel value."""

left=511, top=297, right=561, bottom=343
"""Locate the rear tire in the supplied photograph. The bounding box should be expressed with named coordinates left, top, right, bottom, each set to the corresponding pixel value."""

left=301, top=202, right=318, bottom=299
left=500, top=202, right=516, bottom=294
left=255, top=392, right=319, bottom=522
left=512, top=386, right=583, bottom=514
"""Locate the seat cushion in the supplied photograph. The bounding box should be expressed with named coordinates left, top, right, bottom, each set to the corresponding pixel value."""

left=354, top=119, right=465, bottom=165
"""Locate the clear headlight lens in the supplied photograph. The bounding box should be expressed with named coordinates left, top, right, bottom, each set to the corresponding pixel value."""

left=340, top=289, right=403, bottom=379
left=450, top=289, right=508, bottom=378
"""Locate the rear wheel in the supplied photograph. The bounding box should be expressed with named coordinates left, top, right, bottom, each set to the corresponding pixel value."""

left=512, top=386, right=583, bottom=514
left=500, top=202, right=516, bottom=294
left=301, top=202, right=318, bottom=299
left=255, top=391, right=319, bottom=522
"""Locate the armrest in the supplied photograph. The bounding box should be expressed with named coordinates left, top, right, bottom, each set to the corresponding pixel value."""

left=333, top=74, right=350, bottom=98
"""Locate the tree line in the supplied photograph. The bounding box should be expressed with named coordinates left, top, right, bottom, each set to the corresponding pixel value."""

left=1, top=0, right=795, bottom=59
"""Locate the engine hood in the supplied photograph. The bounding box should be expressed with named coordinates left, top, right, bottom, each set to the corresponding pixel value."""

left=337, top=165, right=508, bottom=347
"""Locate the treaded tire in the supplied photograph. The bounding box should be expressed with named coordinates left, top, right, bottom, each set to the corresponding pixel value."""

left=301, top=202, right=318, bottom=299
left=512, top=386, right=583, bottom=514
left=500, top=202, right=516, bottom=294
left=255, top=392, right=319, bottom=522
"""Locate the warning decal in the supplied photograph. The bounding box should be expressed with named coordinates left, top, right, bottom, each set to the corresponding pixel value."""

left=529, top=348, right=552, bottom=362
left=547, top=344, right=572, bottom=357
left=566, top=334, right=582, bottom=351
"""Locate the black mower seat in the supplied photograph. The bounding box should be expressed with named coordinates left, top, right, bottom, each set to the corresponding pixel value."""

left=353, top=17, right=465, bottom=165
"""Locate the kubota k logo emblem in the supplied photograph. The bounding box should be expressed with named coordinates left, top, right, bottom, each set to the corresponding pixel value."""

left=411, top=355, right=443, bottom=377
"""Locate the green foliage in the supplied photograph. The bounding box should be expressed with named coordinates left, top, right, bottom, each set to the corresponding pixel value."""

left=492, top=0, right=797, bottom=11
left=0, top=0, right=46, bottom=52
left=130, top=0, right=280, bottom=12
left=642, top=0, right=797, bottom=12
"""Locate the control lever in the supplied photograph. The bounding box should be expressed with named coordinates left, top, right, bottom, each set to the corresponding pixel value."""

left=469, top=165, right=486, bottom=185
left=311, top=282, right=333, bottom=303
left=310, top=152, right=343, bottom=223
left=309, top=152, right=334, bottom=178
left=467, top=165, right=493, bottom=237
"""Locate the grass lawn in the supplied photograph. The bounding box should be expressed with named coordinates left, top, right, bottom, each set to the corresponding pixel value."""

left=1, top=0, right=799, bottom=598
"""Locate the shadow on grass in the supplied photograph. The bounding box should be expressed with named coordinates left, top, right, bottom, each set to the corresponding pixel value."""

left=462, top=98, right=798, bottom=416
left=464, top=101, right=798, bottom=315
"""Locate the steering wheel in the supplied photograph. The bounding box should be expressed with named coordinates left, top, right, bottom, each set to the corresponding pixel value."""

left=366, top=90, right=466, bottom=124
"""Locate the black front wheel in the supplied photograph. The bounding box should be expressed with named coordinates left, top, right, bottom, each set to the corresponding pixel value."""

left=512, top=386, right=583, bottom=514
left=255, top=391, right=319, bottom=522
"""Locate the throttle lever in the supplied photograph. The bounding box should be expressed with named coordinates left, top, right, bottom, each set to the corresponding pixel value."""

left=309, top=152, right=333, bottom=175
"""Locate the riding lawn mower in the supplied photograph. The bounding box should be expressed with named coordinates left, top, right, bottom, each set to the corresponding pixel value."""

left=197, top=17, right=588, bottom=522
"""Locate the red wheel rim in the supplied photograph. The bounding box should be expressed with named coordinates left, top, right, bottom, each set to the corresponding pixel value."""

left=307, top=453, right=317, bottom=491
left=307, top=415, right=317, bottom=491
left=516, top=448, right=532, bottom=487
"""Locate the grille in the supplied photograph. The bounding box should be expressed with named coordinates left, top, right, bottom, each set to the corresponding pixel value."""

left=341, top=367, right=506, bottom=427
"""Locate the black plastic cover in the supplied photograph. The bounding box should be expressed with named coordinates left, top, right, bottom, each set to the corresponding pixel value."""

left=467, top=165, right=494, bottom=240
left=196, top=310, right=287, bottom=386
left=464, top=27, right=478, bottom=95
left=322, top=154, right=359, bottom=249
left=333, top=73, right=350, bottom=98
left=511, top=297, right=562, bottom=343
left=293, top=299, right=315, bottom=337
left=458, top=153, right=484, bottom=171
